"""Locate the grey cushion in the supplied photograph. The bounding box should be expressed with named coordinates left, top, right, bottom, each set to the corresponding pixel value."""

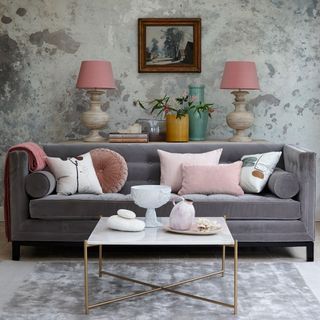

left=25, top=171, right=56, bottom=198
left=29, top=192, right=300, bottom=220
left=268, top=168, right=299, bottom=199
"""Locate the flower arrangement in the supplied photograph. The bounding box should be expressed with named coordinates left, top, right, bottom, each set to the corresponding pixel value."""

left=136, top=92, right=215, bottom=119
left=136, top=93, right=192, bottom=119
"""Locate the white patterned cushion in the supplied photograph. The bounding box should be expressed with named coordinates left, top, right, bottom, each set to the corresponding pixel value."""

left=46, top=152, right=102, bottom=195
left=240, top=151, right=282, bottom=193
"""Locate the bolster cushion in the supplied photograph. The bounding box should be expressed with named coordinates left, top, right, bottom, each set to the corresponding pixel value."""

left=25, top=170, right=56, bottom=198
left=268, top=168, right=299, bottom=199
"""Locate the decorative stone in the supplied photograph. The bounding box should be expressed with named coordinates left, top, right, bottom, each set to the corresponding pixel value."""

left=107, top=215, right=145, bottom=232
left=117, top=209, right=136, bottom=219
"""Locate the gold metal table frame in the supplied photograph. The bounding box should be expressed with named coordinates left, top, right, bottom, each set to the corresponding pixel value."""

left=83, top=239, right=238, bottom=315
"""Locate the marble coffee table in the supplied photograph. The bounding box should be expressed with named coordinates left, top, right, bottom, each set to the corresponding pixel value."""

left=84, top=217, right=238, bottom=314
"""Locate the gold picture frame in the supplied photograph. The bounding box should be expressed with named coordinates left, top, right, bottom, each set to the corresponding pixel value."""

left=138, top=18, right=201, bottom=73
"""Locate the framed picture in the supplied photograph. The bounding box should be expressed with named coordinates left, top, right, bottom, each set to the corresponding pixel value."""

left=138, top=18, right=201, bottom=73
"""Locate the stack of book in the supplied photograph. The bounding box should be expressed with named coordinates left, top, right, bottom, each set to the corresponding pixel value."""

left=108, top=133, right=149, bottom=143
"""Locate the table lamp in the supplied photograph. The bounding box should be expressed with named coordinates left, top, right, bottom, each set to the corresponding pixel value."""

left=76, top=60, right=116, bottom=142
left=220, top=61, right=260, bottom=142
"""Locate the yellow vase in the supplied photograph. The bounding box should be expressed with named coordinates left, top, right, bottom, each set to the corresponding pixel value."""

left=165, top=114, right=189, bottom=142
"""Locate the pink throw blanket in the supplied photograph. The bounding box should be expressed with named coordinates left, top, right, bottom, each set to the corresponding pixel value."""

left=4, top=142, right=47, bottom=241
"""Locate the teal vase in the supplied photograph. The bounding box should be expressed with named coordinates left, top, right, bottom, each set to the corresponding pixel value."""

left=188, top=84, right=205, bottom=103
left=188, top=109, right=209, bottom=141
left=188, top=84, right=208, bottom=141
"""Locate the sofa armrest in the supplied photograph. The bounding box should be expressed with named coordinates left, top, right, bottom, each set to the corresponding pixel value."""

left=283, top=144, right=316, bottom=240
left=9, top=151, right=30, bottom=239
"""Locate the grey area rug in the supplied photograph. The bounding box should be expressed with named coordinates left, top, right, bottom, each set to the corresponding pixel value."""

left=0, top=261, right=319, bottom=320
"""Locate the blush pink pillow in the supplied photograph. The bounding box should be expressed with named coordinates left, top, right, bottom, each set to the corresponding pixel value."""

left=178, top=161, right=244, bottom=196
left=158, top=149, right=223, bottom=192
left=90, top=148, right=128, bottom=193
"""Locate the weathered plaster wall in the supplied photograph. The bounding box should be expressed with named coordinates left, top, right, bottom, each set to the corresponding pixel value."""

left=1, top=0, right=320, bottom=217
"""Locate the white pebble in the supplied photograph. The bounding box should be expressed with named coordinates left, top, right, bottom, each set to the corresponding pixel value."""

left=107, top=215, right=145, bottom=232
left=117, top=209, right=136, bottom=219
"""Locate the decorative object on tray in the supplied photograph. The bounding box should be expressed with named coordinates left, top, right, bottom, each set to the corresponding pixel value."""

left=220, top=61, right=260, bottom=142
left=118, top=123, right=142, bottom=134
left=106, top=209, right=145, bottom=232
left=188, top=84, right=215, bottom=141
left=135, top=119, right=166, bottom=141
left=195, top=218, right=221, bottom=232
left=138, top=18, right=201, bottom=73
left=131, top=185, right=171, bottom=228
left=76, top=60, right=116, bottom=142
left=169, top=196, right=195, bottom=231
left=164, top=218, right=222, bottom=235
left=108, top=133, right=148, bottom=143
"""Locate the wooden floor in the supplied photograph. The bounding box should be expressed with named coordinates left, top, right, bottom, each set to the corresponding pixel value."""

left=1, top=222, right=319, bottom=262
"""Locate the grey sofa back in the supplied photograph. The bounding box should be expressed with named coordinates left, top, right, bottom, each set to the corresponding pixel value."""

left=43, top=142, right=284, bottom=194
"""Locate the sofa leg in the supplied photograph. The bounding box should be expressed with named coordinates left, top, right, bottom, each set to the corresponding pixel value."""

left=306, top=242, right=314, bottom=262
left=12, top=241, right=21, bottom=261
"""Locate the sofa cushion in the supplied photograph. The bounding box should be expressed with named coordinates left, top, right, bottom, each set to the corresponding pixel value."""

left=178, top=162, right=244, bottom=196
left=182, top=193, right=301, bottom=220
left=268, top=168, right=300, bottom=199
left=240, top=151, right=282, bottom=193
left=90, top=148, right=128, bottom=193
left=25, top=170, right=56, bottom=198
left=46, top=152, right=102, bottom=195
left=158, top=148, right=222, bottom=192
left=29, top=192, right=300, bottom=220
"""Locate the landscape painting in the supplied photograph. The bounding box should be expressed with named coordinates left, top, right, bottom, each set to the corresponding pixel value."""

left=138, top=18, right=201, bottom=73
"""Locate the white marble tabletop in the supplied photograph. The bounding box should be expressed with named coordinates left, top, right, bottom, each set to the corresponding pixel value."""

left=87, top=217, right=234, bottom=246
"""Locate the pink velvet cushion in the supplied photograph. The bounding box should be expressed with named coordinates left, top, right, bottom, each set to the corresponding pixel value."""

left=178, top=161, right=244, bottom=196
left=158, top=149, right=223, bottom=192
left=90, top=148, right=128, bottom=193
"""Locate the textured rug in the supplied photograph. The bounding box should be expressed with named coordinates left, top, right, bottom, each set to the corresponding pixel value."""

left=0, top=260, right=320, bottom=320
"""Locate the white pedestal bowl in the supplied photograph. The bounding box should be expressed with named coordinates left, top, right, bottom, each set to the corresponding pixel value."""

left=131, top=185, right=171, bottom=228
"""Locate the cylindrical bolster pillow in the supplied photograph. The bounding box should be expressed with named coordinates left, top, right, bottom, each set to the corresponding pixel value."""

left=268, top=168, right=299, bottom=199
left=25, top=171, right=56, bottom=198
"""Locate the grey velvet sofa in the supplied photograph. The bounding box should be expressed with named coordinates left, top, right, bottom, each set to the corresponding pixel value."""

left=8, top=142, right=316, bottom=261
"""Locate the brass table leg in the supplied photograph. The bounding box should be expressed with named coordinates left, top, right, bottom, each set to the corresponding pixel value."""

left=234, top=240, right=238, bottom=315
left=84, top=240, right=89, bottom=315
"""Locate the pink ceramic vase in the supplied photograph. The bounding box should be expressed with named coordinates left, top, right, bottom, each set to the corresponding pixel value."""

left=169, top=197, right=195, bottom=230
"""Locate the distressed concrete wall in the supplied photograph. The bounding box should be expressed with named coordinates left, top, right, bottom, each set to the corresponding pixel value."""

left=1, top=0, right=320, bottom=217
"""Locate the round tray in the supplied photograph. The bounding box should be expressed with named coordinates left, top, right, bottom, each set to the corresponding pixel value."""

left=163, top=225, right=222, bottom=235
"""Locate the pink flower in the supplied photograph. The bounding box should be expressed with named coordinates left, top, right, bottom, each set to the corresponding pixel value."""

left=191, top=96, right=197, bottom=102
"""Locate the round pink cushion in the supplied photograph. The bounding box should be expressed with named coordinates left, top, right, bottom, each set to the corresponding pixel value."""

left=90, top=148, right=128, bottom=193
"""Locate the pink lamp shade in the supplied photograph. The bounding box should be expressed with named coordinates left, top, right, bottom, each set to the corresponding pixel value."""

left=220, top=61, right=260, bottom=90
left=76, top=60, right=116, bottom=89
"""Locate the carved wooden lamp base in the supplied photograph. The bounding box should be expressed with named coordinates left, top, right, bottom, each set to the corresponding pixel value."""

left=81, top=90, right=108, bottom=142
left=226, top=91, right=254, bottom=142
